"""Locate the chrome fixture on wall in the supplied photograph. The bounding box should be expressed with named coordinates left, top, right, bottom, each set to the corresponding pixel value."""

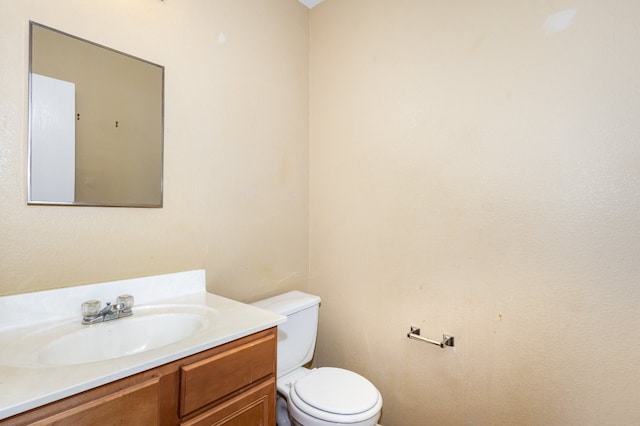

left=407, top=326, right=454, bottom=348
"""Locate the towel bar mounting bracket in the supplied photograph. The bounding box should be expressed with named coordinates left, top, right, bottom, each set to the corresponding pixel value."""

left=407, top=326, right=454, bottom=348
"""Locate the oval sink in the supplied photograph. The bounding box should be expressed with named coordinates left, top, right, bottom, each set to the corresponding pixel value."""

left=38, top=312, right=206, bottom=365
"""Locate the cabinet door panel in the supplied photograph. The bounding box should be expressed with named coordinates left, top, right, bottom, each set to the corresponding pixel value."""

left=180, top=378, right=275, bottom=426
left=30, top=377, right=160, bottom=426
left=180, top=331, right=276, bottom=416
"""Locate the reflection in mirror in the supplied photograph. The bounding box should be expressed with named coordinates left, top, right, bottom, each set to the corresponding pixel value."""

left=28, top=22, right=164, bottom=207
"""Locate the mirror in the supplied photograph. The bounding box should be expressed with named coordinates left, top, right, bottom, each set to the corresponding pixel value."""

left=28, top=22, right=164, bottom=207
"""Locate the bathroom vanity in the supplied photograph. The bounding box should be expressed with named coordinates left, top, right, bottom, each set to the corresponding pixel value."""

left=0, top=270, right=285, bottom=425
left=3, top=328, right=276, bottom=425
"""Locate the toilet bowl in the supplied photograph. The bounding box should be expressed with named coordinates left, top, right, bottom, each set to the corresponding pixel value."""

left=252, top=291, right=383, bottom=426
left=280, top=367, right=382, bottom=426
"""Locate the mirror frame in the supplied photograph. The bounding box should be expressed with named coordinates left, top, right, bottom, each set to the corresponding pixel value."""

left=27, top=22, right=165, bottom=208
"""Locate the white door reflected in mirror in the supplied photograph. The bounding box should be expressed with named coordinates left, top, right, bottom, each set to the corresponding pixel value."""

left=30, top=74, right=76, bottom=203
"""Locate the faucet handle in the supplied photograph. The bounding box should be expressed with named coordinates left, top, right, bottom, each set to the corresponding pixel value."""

left=116, top=294, right=134, bottom=311
left=81, top=300, right=101, bottom=317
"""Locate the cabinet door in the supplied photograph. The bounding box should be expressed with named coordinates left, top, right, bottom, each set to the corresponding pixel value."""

left=180, top=378, right=275, bottom=426
left=180, top=331, right=276, bottom=417
left=28, top=376, right=160, bottom=426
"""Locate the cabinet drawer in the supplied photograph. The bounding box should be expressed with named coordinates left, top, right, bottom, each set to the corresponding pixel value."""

left=179, top=378, right=275, bottom=426
left=180, top=331, right=276, bottom=417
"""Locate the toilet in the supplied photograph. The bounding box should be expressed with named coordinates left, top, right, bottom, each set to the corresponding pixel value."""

left=252, top=291, right=383, bottom=426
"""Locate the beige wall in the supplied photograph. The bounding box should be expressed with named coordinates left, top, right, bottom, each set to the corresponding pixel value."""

left=0, top=0, right=309, bottom=300
left=309, top=1, right=640, bottom=425
left=3, top=0, right=640, bottom=424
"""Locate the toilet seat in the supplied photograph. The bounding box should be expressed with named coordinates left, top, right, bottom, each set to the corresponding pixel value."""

left=290, top=367, right=382, bottom=423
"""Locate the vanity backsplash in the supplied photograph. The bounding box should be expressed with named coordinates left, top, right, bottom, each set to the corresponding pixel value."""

left=0, top=270, right=205, bottom=331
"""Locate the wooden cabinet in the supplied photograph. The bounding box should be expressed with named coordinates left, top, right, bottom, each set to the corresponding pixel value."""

left=2, top=328, right=277, bottom=426
left=180, top=378, right=275, bottom=426
left=24, top=377, right=161, bottom=426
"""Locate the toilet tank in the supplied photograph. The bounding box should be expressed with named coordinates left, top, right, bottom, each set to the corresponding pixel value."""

left=251, top=291, right=321, bottom=377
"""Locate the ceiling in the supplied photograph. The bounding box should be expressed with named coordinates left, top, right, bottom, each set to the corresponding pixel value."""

left=298, top=0, right=325, bottom=9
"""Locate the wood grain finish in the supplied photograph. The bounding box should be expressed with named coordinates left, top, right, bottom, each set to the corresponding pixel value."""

left=29, top=377, right=160, bottom=426
left=180, top=332, right=276, bottom=417
left=1, top=328, right=277, bottom=426
left=180, top=378, right=275, bottom=426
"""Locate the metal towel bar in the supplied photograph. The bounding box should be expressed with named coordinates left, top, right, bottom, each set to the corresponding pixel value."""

left=407, top=326, right=454, bottom=348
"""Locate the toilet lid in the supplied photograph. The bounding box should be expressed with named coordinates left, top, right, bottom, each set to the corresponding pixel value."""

left=292, top=367, right=380, bottom=416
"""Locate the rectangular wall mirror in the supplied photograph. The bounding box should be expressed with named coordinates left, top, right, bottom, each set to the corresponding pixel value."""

left=28, top=22, right=164, bottom=207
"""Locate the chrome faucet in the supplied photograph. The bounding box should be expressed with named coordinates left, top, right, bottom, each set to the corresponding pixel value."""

left=81, top=295, right=134, bottom=325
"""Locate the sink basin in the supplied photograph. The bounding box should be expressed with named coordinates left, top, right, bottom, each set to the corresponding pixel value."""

left=0, top=304, right=216, bottom=368
left=38, top=312, right=207, bottom=365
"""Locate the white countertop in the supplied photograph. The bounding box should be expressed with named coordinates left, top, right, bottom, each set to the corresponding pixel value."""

left=0, top=270, right=286, bottom=420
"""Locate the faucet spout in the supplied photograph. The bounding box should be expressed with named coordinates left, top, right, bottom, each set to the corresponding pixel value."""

left=81, top=296, right=134, bottom=325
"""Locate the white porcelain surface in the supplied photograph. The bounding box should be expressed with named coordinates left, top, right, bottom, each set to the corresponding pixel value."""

left=288, top=396, right=381, bottom=426
left=0, top=270, right=286, bottom=420
left=255, top=290, right=383, bottom=426
left=251, top=291, right=321, bottom=377
left=36, top=306, right=213, bottom=366
left=292, top=368, right=381, bottom=417
left=282, top=368, right=382, bottom=426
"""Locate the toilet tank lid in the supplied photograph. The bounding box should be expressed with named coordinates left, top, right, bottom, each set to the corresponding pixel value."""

left=252, top=291, right=321, bottom=316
